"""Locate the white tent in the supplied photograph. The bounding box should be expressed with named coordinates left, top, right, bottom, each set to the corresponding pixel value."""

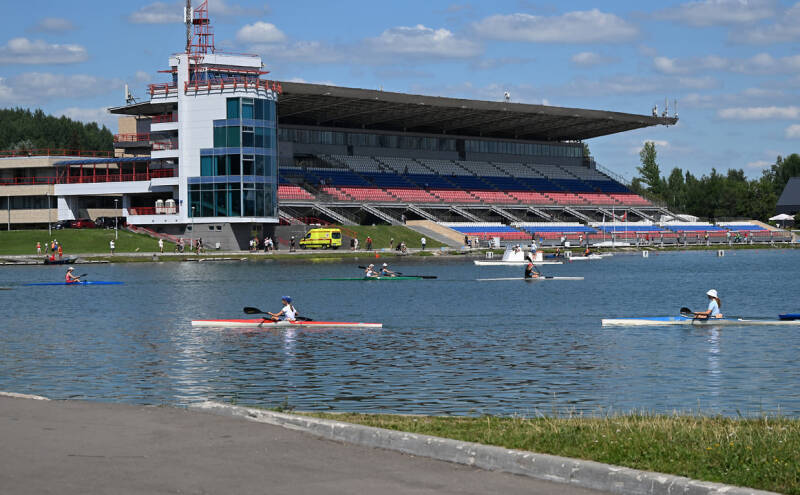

left=769, top=213, right=794, bottom=221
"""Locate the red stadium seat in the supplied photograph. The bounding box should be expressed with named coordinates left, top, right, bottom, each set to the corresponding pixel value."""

left=278, top=185, right=316, bottom=200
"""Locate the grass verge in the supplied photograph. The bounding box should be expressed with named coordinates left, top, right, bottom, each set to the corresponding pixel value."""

left=335, top=225, right=447, bottom=250
left=306, top=412, right=800, bottom=494
left=0, top=229, right=170, bottom=255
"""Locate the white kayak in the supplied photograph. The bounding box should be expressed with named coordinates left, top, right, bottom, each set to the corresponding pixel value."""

left=602, top=315, right=800, bottom=327
left=192, top=319, right=382, bottom=329
left=565, top=254, right=604, bottom=261
left=477, top=276, right=584, bottom=281
left=473, top=260, right=563, bottom=266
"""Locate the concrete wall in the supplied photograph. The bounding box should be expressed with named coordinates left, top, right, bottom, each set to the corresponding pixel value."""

left=0, top=184, right=54, bottom=196
left=2, top=208, right=57, bottom=224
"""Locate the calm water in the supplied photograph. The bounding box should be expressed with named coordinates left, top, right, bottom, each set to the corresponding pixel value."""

left=1, top=249, right=799, bottom=416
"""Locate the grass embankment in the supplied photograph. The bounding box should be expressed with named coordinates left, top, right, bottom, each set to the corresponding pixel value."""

left=336, top=225, right=447, bottom=250
left=0, top=229, right=169, bottom=256
left=308, top=413, right=800, bottom=494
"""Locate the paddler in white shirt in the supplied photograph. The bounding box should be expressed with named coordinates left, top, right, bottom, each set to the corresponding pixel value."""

left=364, top=264, right=379, bottom=278
left=693, top=289, right=723, bottom=319
left=268, top=296, right=297, bottom=322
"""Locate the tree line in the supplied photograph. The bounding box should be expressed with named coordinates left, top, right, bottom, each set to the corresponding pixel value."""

left=630, top=141, right=800, bottom=222
left=0, top=107, right=113, bottom=152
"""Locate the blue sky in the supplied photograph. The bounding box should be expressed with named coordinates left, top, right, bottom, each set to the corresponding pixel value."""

left=1, top=0, right=799, bottom=180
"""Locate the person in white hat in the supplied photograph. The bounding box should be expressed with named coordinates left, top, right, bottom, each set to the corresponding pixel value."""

left=364, top=263, right=378, bottom=278
left=694, top=289, right=723, bottom=319
left=65, top=266, right=81, bottom=284
left=379, top=262, right=396, bottom=277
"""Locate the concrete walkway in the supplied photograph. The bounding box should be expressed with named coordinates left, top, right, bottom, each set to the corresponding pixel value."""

left=0, top=395, right=604, bottom=495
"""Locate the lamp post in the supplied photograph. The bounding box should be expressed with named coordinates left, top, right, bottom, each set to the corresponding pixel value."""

left=47, top=192, right=51, bottom=237
left=113, top=198, right=119, bottom=240
left=191, top=205, right=195, bottom=251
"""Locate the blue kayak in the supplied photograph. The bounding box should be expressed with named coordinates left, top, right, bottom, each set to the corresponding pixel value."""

left=23, top=281, right=124, bottom=286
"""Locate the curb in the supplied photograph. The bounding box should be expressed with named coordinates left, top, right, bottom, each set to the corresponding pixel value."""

left=192, top=401, right=778, bottom=495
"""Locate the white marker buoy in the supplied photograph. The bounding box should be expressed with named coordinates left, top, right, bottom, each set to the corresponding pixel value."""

left=717, top=250, right=725, bottom=257
left=642, top=250, right=649, bottom=258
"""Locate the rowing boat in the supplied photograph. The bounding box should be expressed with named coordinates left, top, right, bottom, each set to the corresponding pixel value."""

left=477, top=276, right=584, bottom=281
left=601, top=315, right=800, bottom=327
left=473, top=260, right=563, bottom=266
left=779, top=313, right=800, bottom=320
left=191, top=319, right=382, bottom=329
left=23, top=281, right=124, bottom=286
left=322, top=276, right=428, bottom=281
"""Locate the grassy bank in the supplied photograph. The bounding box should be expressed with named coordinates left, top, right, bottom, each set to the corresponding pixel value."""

left=0, top=229, right=170, bottom=256
left=337, top=225, right=447, bottom=250
left=308, top=412, right=800, bottom=494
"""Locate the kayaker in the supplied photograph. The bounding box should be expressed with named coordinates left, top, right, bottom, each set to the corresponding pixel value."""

left=380, top=262, right=396, bottom=277
left=524, top=260, right=540, bottom=279
left=268, top=296, right=297, bottom=322
left=65, top=267, right=81, bottom=284
left=584, top=246, right=592, bottom=256
left=694, top=289, right=723, bottom=319
left=364, top=264, right=379, bottom=278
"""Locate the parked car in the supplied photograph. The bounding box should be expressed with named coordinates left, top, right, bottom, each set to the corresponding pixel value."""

left=69, top=218, right=97, bottom=229
left=54, top=220, right=71, bottom=230
left=95, top=216, right=126, bottom=229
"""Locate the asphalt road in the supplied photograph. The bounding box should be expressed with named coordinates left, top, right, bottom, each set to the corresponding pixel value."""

left=0, top=396, right=607, bottom=495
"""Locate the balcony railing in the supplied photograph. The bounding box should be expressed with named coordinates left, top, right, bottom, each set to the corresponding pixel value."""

left=151, top=113, right=178, bottom=124
left=184, top=77, right=283, bottom=95
left=152, top=139, right=179, bottom=151
left=60, top=169, right=176, bottom=184
left=114, top=133, right=151, bottom=143
left=129, top=206, right=179, bottom=215
left=0, top=177, right=57, bottom=186
left=0, top=148, right=113, bottom=158
left=149, top=82, right=178, bottom=98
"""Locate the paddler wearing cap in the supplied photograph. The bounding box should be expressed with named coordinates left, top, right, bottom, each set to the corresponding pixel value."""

left=65, top=267, right=81, bottom=284
left=364, top=263, right=379, bottom=278
left=268, top=296, right=297, bottom=322
left=524, top=259, right=540, bottom=279
left=379, top=262, right=396, bottom=277
left=694, top=289, right=723, bottom=319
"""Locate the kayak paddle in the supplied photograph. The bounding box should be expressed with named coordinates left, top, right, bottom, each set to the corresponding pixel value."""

left=243, top=306, right=313, bottom=321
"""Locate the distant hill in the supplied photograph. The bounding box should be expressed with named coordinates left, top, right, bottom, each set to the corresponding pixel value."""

left=0, top=107, right=113, bottom=152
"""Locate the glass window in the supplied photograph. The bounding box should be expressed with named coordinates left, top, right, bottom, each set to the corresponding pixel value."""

left=226, top=98, right=240, bottom=118
left=214, top=126, right=226, bottom=147
left=255, top=99, right=264, bottom=120
left=226, top=126, right=241, bottom=147
left=215, top=184, right=227, bottom=216
left=242, top=98, right=254, bottom=119
left=201, top=156, right=214, bottom=176
left=243, top=188, right=256, bottom=216
left=242, top=156, right=254, bottom=175
left=229, top=154, right=240, bottom=175
left=216, top=156, right=227, bottom=176
left=242, top=126, right=254, bottom=147
left=255, top=127, right=265, bottom=148
left=230, top=188, right=241, bottom=216
left=255, top=154, right=265, bottom=175
left=201, top=190, right=214, bottom=217
left=255, top=183, right=265, bottom=216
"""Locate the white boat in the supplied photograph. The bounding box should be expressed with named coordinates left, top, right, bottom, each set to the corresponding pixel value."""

left=565, top=254, right=604, bottom=261
left=191, top=319, right=383, bottom=329
left=477, top=276, right=584, bottom=281
left=474, top=246, right=562, bottom=266
left=601, top=316, right=800, bottom=327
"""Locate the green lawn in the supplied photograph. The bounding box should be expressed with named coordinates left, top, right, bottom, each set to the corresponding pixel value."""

left=307, top=412, right=800, bottom=495
left=335, top=225, right=446, bottom=250
left=0, top=229, right=170, bottom=255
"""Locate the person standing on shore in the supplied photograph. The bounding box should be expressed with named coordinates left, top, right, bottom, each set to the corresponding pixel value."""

left=420, top=236, right=426, bottom=251
left=158, top=238, right=164, bottom=253
left=389, top=237, right=394, bottom=250
left=57, top=243, right=63, bottom=259
left=366, top=236, right=372, bottom=251
left=36, top=242, right=41, bottom=255
left=109, top=239, right=115, bottom=255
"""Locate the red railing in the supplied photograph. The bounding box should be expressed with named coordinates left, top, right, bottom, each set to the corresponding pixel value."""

left=129, top=206, right=179, bottom=215
left=0, top=177, right=57, bottom=186
left=152, top=140, right=178, bottom=151
left=149, top=82, right=178, bottom=97
left=60, top=168, right=176, bottom=184
left=114, top=133, right=151, bottom=143
left=151, top=113, right=177, bottom=124
left=184, top=78, right=282, bottom=95
left=0, top=148, right=113, bottom=158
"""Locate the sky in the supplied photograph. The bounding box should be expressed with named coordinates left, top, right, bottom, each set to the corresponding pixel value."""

left=1, top=0, right=799, bottom=180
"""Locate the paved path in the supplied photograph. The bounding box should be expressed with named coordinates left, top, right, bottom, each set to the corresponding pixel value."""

left=0, top=396, right=605, bottom=495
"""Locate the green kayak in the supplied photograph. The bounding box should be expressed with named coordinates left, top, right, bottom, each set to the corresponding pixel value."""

left=322, top=276, right=428, bottom=281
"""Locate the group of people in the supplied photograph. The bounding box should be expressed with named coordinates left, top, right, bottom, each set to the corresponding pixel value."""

left=364, top=263, right=397, bottom=278
left=37, top=240, right=64, bottom=260
left=248, top=236, right=275, bottom=252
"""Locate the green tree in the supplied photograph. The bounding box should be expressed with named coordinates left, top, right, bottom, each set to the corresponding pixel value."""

left=637, top=141, right=663, bottom=198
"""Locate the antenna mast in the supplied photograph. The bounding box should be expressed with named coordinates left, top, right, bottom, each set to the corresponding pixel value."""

left=184, top=0, right=192, bottom=53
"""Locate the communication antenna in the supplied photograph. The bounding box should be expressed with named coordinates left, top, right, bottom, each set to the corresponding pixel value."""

left=184, top=0, right=192, bottom=53
left=662, top=97, right=668, bottom=117
left=674, top=99, right=678, bottom=118
left=504, top=91, right=511, bottom=102
left=124, top=84, right=137, bottom=104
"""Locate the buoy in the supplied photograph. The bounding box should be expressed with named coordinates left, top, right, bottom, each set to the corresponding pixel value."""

left=642, top=250, right=649, bottom=258
left=717, top=250, right=725, bottom=257
left=375, top=252, right=379, bottom=258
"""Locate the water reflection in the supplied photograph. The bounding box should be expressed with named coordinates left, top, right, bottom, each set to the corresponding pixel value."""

left=1, top=250, right=799, bottom=415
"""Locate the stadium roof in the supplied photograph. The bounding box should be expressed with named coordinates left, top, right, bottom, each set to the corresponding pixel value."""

left=109, top=81, right=677, bottom=141
left=278, top=82, right=678, bottom=141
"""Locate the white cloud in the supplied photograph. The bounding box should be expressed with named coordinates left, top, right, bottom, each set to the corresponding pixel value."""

left=0, top=38, right=87, bottom=65
left=0, top=72, right=122, bottom=105
left=786, top=124, right=800, bottom=138
left=738, top=3, right=800, bottom=43
left=236, top=22, right=286, bottom=44
left=128, top=2, right=182, bottom=24
left=655, top=0, right=777, bottom=26
left=55, top=107, right=118, bottom=131
left=472, top=57, right=534, bottom=70
left=746, top=159, right=772, bottom=168
left=570, top=51, right=616, bottom=67
left=652, top=52, right=800, bottom=75
left=134, top=71, right=151, bottom=83
left=364, top=25, right=482, bottom=58
left=718, top=106, right=800, bottom=119
left=472, top=10, right=638, bottom=43
left=210, top=0, right=270, bottom=17
left=28, top=17, right=76, bottom=33
left=653, top=55, right=728, bottom=74
left=256, top=41, right=346, bottom=64
left=629, top=140, right=670, bottom=155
